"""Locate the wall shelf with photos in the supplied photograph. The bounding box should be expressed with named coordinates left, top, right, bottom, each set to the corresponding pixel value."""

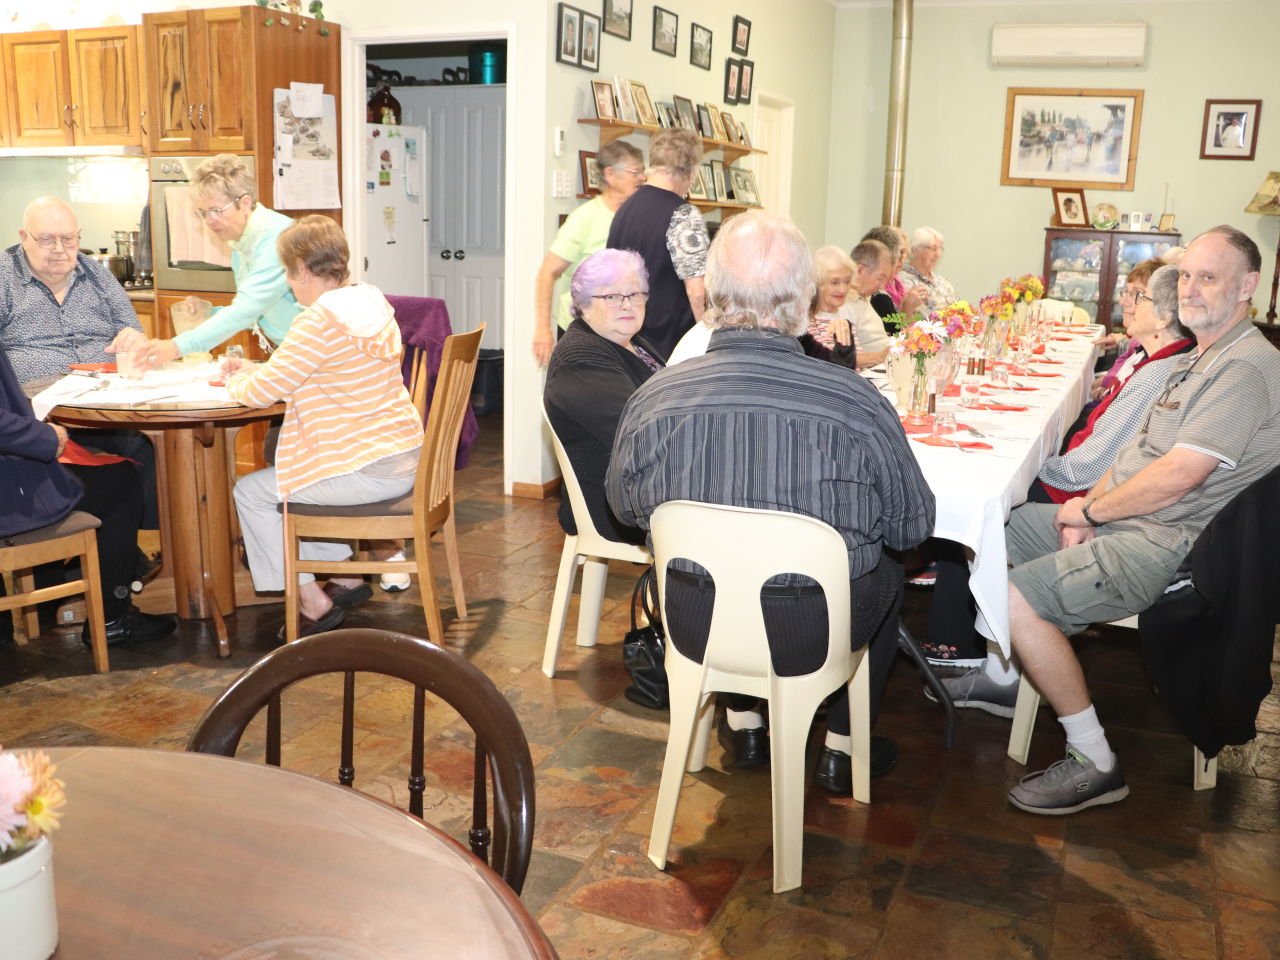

left=577, top=117, right=766, bottom=165
left=576, top=190, right=750, bottom=214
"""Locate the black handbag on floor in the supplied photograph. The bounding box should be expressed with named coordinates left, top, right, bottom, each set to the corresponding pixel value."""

left=622, top=566, right=668, bottom=710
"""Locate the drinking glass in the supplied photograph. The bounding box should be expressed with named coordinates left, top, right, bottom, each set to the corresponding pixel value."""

left=933, top=412, right=957, bottom=435
left=959, top=376, right=983, bottom=408
left=990, top=364, right=1010, bottom=387
left=116, top=351, right=143, bottom=380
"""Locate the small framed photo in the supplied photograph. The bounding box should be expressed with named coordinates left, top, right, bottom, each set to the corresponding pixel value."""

left=730, top=167, right=760, bottom=206
left=652, top=6, right=678, bottom=57
left=1158, top=213, right=1176, bottom=232
left=1052, top=187, right=1089, bottom=227
left=697, top=104, right=715, bottom=139
left=737, top=121, right=751, bottom=148
left=710, top=158, right=728, bottom=200
left=738, top=59, right=754, bottom=105
left=732, top=15, right=751, bottom=55
left=687, top=164, right=708, bottom=201
left=603, top=0, right=632, bottom=41
left=704, top=103, right=727, bottom=141
left=690, top=23, right=712, bottom=70
left=656, top=101, right=677, bottom=128
left=673, top=94, right=698, bottom=133
left=613, top=75, right=638, bottom=123
left=721, top=113, right=740, bottom=144
left=630, top=80, right=659, bottom=127
left=1200, top=99, right=1262, bottom=161
left=724, top=58, right=740, bottom=105
left=556, top=4, right=582, bottom=67
left=579, top=151, right=603, bottom=196
left=579, top=11, right=601, bottom=72
left=591, top=80, right=616, bottom=120
left=701, top=161, right=718, bottom=202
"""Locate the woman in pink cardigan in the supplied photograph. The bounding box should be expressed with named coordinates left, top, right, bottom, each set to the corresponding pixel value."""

left=225, top=216, right=423, bottom=639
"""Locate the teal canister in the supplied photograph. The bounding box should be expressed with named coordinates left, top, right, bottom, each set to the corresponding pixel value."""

left=468, top=43, right=506, bottom=85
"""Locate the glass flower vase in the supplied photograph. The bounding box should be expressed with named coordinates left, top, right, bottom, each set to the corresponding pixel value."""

left=905, top=356, right=931, bottom=425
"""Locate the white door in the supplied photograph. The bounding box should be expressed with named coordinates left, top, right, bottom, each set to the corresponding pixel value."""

left=752, top=95, right=794, bottom=217
left=398, top=85, right=506, bottom=350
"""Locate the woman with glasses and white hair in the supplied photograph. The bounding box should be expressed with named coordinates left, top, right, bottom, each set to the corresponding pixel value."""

left=533, top=139, right=646, bottom=367
left=606, top=127, right=709, bottom=359
left=543, top=248, right=662, bottom=546
left=898, top=226, right=957, bottom=316
left=120, top=154, right=301, bottom=368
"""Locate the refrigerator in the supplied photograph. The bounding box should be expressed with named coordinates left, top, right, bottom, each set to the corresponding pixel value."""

left=362, top=123, right=429, bottom=296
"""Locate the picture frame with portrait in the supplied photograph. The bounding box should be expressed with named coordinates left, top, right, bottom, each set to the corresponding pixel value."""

left=613, top=75, right=638, bottom=123
left=579, top=151, right=603, bottom=196
left=690, top=22, right=712, bottom=70
left=723, top=59, right=739, bottom=105
left=730, top=167, right=760, bottom=206
left=1200, top=99, right=1262, bottom=161
left=1001, top=87, right=1143, bottom=190
left=732, top=15, right=751, bottom=55
left=704, top=102, right=727, bottom=141
left=710, top=159, right=728, bottom=201
left=673, top=94, right=698, bottom=133
left=630, top=80, right=659, bottom=127
left=603, top=0, right=632, bottom=41
left=738, top=58, right=754, bottom=105
left=591, top=80, right=616, bottom=120
left=687, top=164, right=708, bottom=201
left=701, top=161, right=718, bottom=202
left=556, top=4, right=581, bottom=68
left=697, top=104, right=715, bottom=140
left=652, top=6, right=678, bottom=57
left=579, top=11, right=601, bottom=72
left=1052, top=187, right=1089, bottom=227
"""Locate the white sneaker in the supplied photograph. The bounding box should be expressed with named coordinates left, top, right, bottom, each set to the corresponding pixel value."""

left=379, top=550, right=412, bottom=592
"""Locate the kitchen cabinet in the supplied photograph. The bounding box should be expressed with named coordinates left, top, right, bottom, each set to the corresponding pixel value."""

left=1043, top=228, right=1181, bottom=327
left=0, top=60, right=9, bottom=147
left=143, top=8, right=254, bottom=153
left=67, top=27, right=143, bottom=146
left=0, top=27, right=141, bottom=148
left=2, top=31, right=73, bottom=147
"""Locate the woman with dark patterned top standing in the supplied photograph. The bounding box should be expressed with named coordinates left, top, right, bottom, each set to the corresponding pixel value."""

left=606, top=128, right=709, bottom=359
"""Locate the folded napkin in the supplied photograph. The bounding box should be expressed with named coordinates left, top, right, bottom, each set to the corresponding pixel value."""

left=1023, top=370, right=1062, bottom=378
left=1052, top=335, right=1075, bottom=342
left=913, top=435, right=993, bottom=451
left=1031, top=357, right=1064, bottom=365
left=58, top=439, right=130, bottom=467
left=973, top=402, right=1029, bottom=412
left=1031, top=344, right=1046, bottom=354
left=69, top=362, right=116, bottom=374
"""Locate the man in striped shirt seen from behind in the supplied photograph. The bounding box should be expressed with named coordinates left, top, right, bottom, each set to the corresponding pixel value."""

left=607, top=210, right=935, bottom=788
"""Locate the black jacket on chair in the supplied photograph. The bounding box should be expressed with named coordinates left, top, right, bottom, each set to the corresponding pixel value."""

left=544, top=319, right=660, bottom=545
left=1138, top=464, right=1280, bottom=757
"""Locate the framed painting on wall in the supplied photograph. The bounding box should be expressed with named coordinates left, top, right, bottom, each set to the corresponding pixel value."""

left=690, top=23, right=712, bottom=70
left=652, top=6, right=678, bottom=57
left=1001, top=87, right=1144, bottom=191
left=603, top=0, right=632, bottom=41
left=1200, top=99, right=1261, bottom=160
left=556, top=4, right=582, bottom=68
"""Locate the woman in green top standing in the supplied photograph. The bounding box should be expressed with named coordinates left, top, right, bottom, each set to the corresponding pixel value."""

left=532, top=140, right=644, bottom=366
left=121, top=154, right=302, bottom=367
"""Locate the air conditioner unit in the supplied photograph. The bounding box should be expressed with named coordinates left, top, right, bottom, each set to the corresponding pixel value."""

left=991, top=22, right=1147, bottom=68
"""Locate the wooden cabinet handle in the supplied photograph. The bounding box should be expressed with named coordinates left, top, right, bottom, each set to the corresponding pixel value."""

left=140, top=109, right=148, bottom=136
left=198, top=103, right=207, bottom=129
left=187, top=104, right=194, bottom=129
left=70, top=105, right=78, bottom=128
left=63, top=104, right=73, bottom=128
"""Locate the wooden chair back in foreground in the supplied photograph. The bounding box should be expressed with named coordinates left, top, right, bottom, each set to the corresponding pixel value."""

left=647, top=500, right=872, bottom=894
left=187, top=628, right=536, bottom=893
left=1, top=512, right=109, bottom=672
left=281, top=326, right=485, bottom=645
left=540, top=403, right=652, bottom=678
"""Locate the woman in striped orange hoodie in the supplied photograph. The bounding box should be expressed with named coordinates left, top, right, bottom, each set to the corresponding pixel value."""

left=226, top=216, right=423, bottom=639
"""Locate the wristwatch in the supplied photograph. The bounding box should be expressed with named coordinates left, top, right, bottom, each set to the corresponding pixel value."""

left=1081, top=501, right=1103, bottom=527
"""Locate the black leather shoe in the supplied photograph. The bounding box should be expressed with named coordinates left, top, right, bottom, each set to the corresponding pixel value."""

left=276, top=604, right=346, bottom=643
left=82, top=606, right=177, bottom=647
left=717, top=714, right=769, bottom=768
left=813, top=736, right=900, bottom=793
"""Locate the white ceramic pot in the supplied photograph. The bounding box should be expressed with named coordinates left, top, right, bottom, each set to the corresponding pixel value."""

left=0, top=837, right=58, bottom=960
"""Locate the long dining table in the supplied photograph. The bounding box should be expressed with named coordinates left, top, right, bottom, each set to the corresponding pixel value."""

left=864, top=326, right=1102, bottom=658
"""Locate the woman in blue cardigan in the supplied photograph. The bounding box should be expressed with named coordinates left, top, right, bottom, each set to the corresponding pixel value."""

left=0, top=349, right=174, bottom=646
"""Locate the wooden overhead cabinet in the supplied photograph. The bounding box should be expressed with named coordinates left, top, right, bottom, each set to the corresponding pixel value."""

left=2, top=31, right=74, bottom=147
left=67, top=27, right=143, bottom=146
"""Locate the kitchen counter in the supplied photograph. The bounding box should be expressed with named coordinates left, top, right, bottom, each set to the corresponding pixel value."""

left=125, top=289, right=155, bottom=303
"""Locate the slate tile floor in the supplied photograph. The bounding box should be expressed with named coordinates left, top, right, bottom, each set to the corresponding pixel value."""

left=2, top=414, right=1277, bottom=959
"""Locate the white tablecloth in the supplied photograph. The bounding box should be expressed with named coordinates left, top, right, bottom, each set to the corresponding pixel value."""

left=30, top=362, right=233, bottom=420
left=866, top=328, right=1101, bottom=656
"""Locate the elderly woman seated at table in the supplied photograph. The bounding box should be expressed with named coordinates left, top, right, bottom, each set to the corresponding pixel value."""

left=1088, top=258, right=1162, bottom=402
left=860, top=225, right=924, bottom=323
left=224, top=216, right=424, bottom=639
left=898, top=226, right=957, bottom=317
left=1033, top=263, right=1194, bottom=503
left=543, top=249, right=662, bottom=546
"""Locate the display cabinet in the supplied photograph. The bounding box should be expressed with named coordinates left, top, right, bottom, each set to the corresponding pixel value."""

left=1043, top=227, right=1181, bottom=327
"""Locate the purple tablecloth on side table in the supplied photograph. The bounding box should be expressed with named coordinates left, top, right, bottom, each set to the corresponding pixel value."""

left=387, top=295, right=480, bottom=469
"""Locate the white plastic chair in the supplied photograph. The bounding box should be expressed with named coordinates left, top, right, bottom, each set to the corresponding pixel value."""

left=647, top=500, right=871, bottom=894
left=541, top=407, right=652, bottom=678
left=1007, top=612, right=1217, bottom=791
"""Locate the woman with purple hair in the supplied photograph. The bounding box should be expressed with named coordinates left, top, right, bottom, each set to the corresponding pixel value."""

left=544, top=248, right=662, bottom=545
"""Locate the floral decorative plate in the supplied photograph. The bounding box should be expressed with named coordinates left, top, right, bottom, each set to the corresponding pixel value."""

left=1092, top=202, right=1119, bottom=229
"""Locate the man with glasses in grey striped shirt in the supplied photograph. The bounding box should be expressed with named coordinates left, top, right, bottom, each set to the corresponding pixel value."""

left=607, top=211, right=935, bottom=788
left=949, top=225, right=1280, bottom=815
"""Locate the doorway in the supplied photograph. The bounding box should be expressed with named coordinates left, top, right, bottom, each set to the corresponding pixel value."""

left=752, top=94, right=795, bottom=218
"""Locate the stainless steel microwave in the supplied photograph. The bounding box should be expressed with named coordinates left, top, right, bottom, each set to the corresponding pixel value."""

left=149, top=156, right=252, bottom=294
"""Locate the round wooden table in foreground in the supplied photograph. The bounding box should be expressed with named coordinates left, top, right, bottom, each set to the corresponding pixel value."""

left=51, top=399, right=283, bottom=656
left=45, top=747, right=557, bottom=959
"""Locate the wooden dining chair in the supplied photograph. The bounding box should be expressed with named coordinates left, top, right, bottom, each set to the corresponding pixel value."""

left=281, top=326, right=484, bottom=645
left=0, top=512, right=109, bottom=672
left=187, top=628, right=536, bottom=893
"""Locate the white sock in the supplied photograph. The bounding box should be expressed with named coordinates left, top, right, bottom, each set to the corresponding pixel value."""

left=982, top=651, right=1020, bottom=686
left=824, top=732, right=852, bottom=755
left=725, top=708, right=765, bottom=731
left=1058, top=705, right=1115, bottom=772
